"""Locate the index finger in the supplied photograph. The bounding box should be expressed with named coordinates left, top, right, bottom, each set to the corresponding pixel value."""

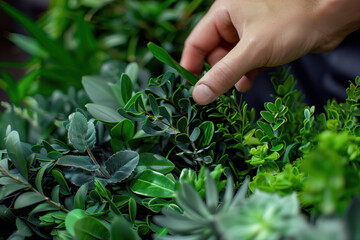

left=180, top=5, right=237, bottom=76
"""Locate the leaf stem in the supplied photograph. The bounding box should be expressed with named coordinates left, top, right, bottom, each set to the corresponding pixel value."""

left=0, top=166, right=69, bottom=213
left=85, top=146, right=110, bottom=179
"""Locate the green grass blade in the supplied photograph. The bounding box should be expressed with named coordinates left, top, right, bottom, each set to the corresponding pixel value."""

left=147, top=42, right=198, bottom=86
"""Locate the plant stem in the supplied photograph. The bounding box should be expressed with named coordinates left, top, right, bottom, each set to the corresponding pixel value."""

left=86, top=145, right=111, bottom=179
left=0, top=166, right=69, bottom=213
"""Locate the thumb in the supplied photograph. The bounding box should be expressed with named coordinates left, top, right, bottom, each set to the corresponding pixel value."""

left=192, top=38, right=266, bottom=105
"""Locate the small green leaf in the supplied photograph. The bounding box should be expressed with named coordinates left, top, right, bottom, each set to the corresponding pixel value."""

left=57, top=155, right=99, bottom=171
left=35, top=163, right=51, bottom=195
left=86, top=103, right=124, bottom=123
left=257, top=121, right=275, bottom=139
left=270, top=144, right=284, bottom=151
left=136, top=153, right=175, bottom=174
left=129, top=197, right=137, bottom=223
left=74, top=183, right=89, bottom=210
left=275, top=98, right=282, bottom=109
left=265, top=102, right=277, bottom=113
left=68, top=112, right=96, bottom=152
left=304, top=109, right=311, bottom=120
left=197, top=121, right=214, bottom=148
left=120, top=73, right=133, bottom=104
left=273, top=118, right=287, bottom=131
left=14, top=192, right=44, bottom=209
left=52, top=169, right=70, bottom=194
left=0, top=184, right=27, bottom=201
left=82, top=76, right=119, bottom=109
left=148, top=94, right=159, bottom=116
left=190, top=127, right=200, bottom=142
left=105, top=150, right=139, bottom=183
left=65, top=209, right=87, bottom=236
left=5, top=131, right=28, bottom=179
left=176, top=116, right=188, bottom=133
left=131, top=169, right=175, bottom=198
left=111, top=119, right=135, bottom=142
left=147, top=42, right=198, bottom=85
left=260, top=111, right=275, bottom=123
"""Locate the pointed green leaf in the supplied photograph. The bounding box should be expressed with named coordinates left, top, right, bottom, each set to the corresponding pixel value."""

left=57, top=155, right=99, bottom=171
left=148, top=94, right=159, bottom=116
left=131, top=170, right=175, bottom=198
left=120, top=73, right=133, bottom=104
left=82, top=76, right=119, bottom=109
left=68, top=112, right=96, bottom=152
left=111, top=119, right=135, bottom=142
left=86, top=103, right=124, bottom=123
left=14, top=192, right=44, bottom=209
left=197, top=121, right=214, bottom=148
left=65, top=209, right=87, bottom=236
left=257, top=121, right=275, bottom=139
left=110, top=217, right=140, bottom=240
left=136, top=153, right=175, bottom=174
left=74, top=183, right=89, bottom=210
left=147, top=42, right=198, bottom=85
left=5, top=131, right=28, bottom=179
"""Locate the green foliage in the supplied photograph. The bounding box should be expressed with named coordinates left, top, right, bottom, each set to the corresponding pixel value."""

left=1, top=1, right=360, bottom=239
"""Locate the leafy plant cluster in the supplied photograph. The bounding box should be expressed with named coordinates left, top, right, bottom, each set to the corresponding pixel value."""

left=1, top=1, right=360, bottom=239
left=1, top=41, right=360, bottom=239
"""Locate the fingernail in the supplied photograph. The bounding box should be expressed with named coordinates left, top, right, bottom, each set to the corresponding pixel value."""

left=193, top=84, right=216, bottom=105
left=234, top=83, right=240, bottom=92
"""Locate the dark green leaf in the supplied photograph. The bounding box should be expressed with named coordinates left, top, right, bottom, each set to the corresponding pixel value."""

left=110, top=217, right=140, bottom=240
left=105, top=150, right=139, bottom=183
left=0, top=184, right=27, bottom=200
left=176, top=116, right=188, bottom=133
left=52, top=169, right=70, bottom=194
left=111, top=119, right=135, bottom=142
left=57, top=155, right=99, bottom=171
left=120, top=73, right=133, bottom=104
left=147, top=42, right=198, bottom=85
left=14, top=192, right=44, bottom=209
left=136, top=153, right=175, bottom=174
left=35, top=163, right=51, bottom=194
left=148, top=94, right=159, bottom=116
left=74, top=183, right=89, bottom=210
left=257, top=121, right=275, bottom=139
left=129, top=197, right=137, bottom=223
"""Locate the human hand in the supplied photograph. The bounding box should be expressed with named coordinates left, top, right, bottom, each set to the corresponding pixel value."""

left=180, top=0, right=360, bottom=105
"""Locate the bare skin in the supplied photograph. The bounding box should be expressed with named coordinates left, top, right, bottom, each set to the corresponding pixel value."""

left=180, top=0, right=360, bottom=105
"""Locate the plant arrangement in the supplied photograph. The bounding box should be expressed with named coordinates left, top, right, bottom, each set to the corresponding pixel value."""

left=1, top=1, right=360, bottom=240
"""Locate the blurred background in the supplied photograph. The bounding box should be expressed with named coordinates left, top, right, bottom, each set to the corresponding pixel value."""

left=0, top=0, right=48, bottom=108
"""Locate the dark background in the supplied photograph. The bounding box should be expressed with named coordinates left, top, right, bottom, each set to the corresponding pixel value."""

left=0, top=0, right=48, bottom=109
